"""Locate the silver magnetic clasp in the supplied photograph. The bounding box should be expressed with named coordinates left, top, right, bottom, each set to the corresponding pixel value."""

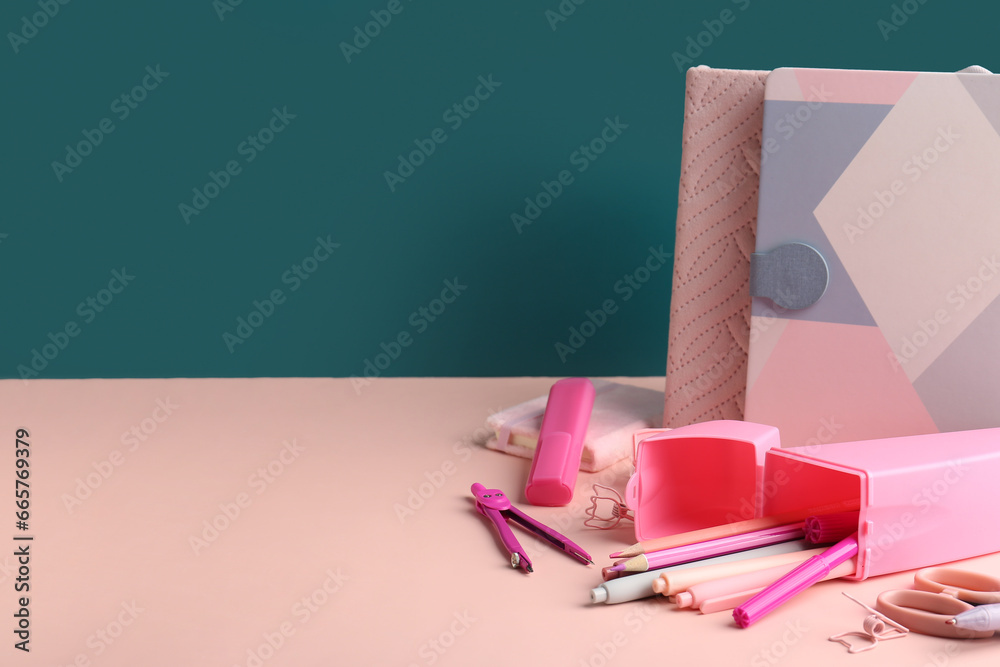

left=749, top=242, right=829, bottom=310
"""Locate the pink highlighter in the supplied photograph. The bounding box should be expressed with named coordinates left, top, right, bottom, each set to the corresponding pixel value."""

left=525, top=378, right=595, bottom=506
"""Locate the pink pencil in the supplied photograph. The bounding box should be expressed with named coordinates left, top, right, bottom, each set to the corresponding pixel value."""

left=610, top=523, right=805, bottom=573
left=609, top=500, right=859, bottom=558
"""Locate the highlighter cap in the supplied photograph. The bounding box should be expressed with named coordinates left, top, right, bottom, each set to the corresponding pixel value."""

left=525, top=378, right=595, bottom=506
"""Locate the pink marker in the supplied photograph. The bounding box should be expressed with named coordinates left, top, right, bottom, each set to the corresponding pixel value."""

left=676, top=558, right=858, bottom=614
left=733, top=533, right=859, bottom=628
left=525, top=378, right=595, bottom=506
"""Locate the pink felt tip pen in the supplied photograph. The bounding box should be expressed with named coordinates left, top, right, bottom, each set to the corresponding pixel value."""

left=733, top=533, right=859, bottom=628
left=525, top=378, right=595, bottom=506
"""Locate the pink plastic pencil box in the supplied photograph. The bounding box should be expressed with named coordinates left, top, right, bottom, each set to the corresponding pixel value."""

left=627, top=420, right=1000, bottom=579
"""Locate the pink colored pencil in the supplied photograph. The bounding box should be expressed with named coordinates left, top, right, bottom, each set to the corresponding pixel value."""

left=610, top=523, right=805, bottom=573
left=609, top=499, right=860, bottom=558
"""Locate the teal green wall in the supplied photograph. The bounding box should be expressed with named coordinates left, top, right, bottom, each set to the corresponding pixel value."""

left=3, top=0, right=994, bottom=378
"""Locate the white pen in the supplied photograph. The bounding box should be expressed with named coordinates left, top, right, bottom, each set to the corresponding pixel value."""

left=947, top=603, right=1000, bottom=632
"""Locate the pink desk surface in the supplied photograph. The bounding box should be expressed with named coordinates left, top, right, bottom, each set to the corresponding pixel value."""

left=3, top=376, right=999, bottom=666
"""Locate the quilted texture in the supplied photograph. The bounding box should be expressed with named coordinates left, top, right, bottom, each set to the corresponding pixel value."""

left=664, top=67, right=769, bottom=427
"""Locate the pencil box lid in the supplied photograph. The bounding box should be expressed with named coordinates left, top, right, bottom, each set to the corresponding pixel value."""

left=625, top=420, right=778, bottom=541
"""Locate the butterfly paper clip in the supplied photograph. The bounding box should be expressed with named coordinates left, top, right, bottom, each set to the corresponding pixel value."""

left=584, top=484, right=635, bottom=529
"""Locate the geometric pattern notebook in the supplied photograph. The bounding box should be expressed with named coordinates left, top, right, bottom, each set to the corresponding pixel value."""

left=745, top=67, right=1000, bottom=447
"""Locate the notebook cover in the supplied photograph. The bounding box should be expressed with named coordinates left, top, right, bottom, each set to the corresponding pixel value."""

left=664, top=66, right=768, bottom=428
left=745, top=67, right=1000, bottom=446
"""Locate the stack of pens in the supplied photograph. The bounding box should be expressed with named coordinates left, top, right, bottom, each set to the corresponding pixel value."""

left=591, top=508, right=860, bottom=623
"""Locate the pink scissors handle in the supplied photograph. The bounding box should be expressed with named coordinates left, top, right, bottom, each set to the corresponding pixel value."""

left=873, top=567, right=1000, bottom=639
left=914, top=567, right=1000, bottom=605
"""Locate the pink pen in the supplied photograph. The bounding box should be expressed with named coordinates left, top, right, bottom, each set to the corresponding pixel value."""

left=610, top=523, right=806, bottom=573
left=525, top=378, right=595, bottom=506
left=733, top=533, right=859, bottom=628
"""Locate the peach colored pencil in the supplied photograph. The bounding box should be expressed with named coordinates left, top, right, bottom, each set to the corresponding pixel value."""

left=651, top=548, right=825, bottom=598
left=609, top=499, right=860, bottom=559
left=675, top=557, right=858, bottom=614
